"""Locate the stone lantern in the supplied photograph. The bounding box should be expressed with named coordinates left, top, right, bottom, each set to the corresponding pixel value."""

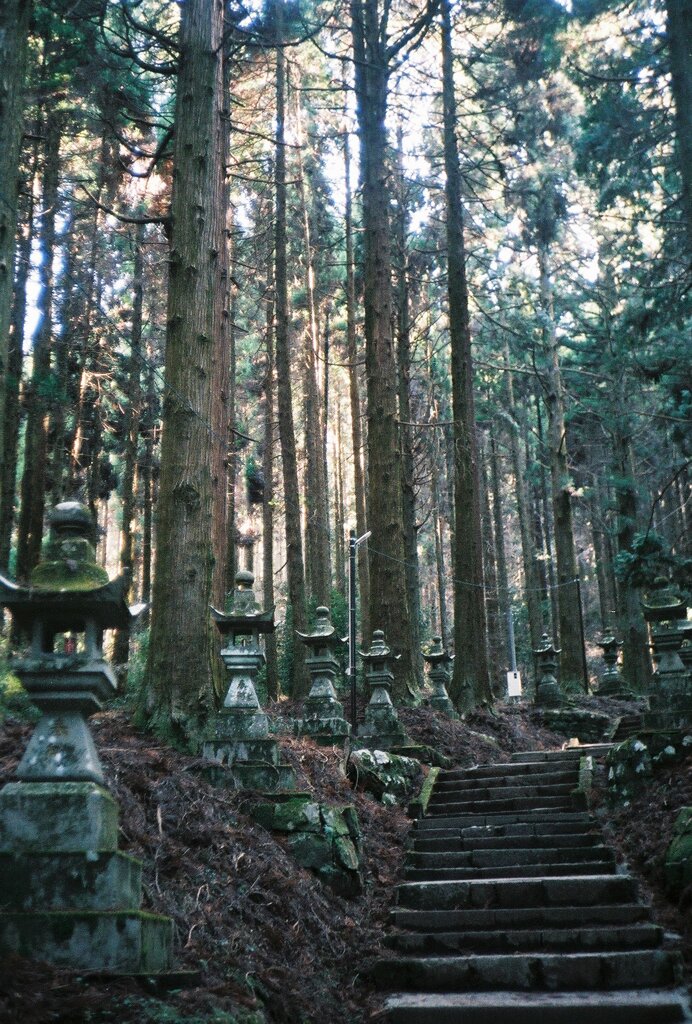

left=596, top=631, right=624, bottom=697
left=202, top=570, right=293, bottom=791
left=297, top=606, right=350, bottom=747
left=642, top=578, right=691, bottom=729
left=356, top=630, right=410, bottom=749
left=0, top=501, right=173, bottom=972
left=533, top=633, right=562, bottom=707
left=422, top=635, right=458, bottom=719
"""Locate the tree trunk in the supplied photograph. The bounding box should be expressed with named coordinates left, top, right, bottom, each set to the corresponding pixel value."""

left=394, top=128, right=424, bottom=690
left=140, top=356, right=157, bottom=604
left=144, top=0, right=228, bottom=742
left=273, top=2, right=308, bottom=696
left=665, top=0, right=692, bottom=255
left=351, top=0, right=416, bottom=698
left=489, top=429, right=510, bottom=678
left=0, top=0, right=32, bottom=520
left=16, top=115, right=61, bottom=581
left=440, top=0, right=491, bottom=709
left=113, top=222, right=145, bottom=668
left=0, top=164, right=35, bottom=570
left=294, top=87, right=331, bottom=606
left=612, top=431, right=651, bottom=692
left=479, top=434, right=502, bottom=694
left=502, top=341, right=543, bottom=651
left=262, top=207, right=279, bottom=700
left=225, top=214, right=237, bottom=589
left=538, top=245, right=583, bottom=689
left=343, top=114, right=370, bottom=646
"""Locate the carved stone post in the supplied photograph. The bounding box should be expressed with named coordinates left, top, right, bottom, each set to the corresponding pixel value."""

left=422, top=635, right=458, bottom=718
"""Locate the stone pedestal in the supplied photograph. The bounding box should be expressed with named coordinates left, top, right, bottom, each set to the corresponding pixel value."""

left=356, top=630, right=411, bottom=750
left=422, top=636, right=459, bottom=719
left=297, top=607, right=350, bottom=747
left=0, top=501, right=174, bottom=973
left=202, top=571, right=294, bottom=791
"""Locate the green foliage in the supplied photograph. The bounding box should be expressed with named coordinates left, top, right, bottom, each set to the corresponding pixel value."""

left=0, top=654, right=40, bottom=724
left=614, top=531, right=692, bottom=597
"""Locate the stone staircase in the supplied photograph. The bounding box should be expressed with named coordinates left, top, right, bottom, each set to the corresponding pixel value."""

left=377, top=746, right=691, bottom=1022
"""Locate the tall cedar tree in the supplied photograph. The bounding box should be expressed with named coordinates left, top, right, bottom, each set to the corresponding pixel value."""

left=0, top=0, right=32, bottom=530
left=273, top=0, right=308, bottom=697
left=350, top=0, right=437, bottom=700
left=440, top=0, right=492, bottom=707
left=144, top=0, right=229, bottom=740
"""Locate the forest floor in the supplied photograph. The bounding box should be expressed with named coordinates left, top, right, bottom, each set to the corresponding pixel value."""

left=0, top=696, right=690, bottom=1024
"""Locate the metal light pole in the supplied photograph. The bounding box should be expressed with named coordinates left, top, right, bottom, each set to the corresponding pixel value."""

left=348, top=528, right=371, bottom=733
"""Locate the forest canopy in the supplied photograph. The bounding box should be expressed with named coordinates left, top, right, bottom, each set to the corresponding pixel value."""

left=0, top=0, right=689, bottom=738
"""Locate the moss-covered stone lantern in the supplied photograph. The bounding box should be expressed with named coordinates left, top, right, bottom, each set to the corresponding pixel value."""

left=297, top=606, right=350, bottom=747
left=533, top=633, right=563, bottom=707
left=0, top=501, right=173, bottom=973
left=596, top=631, right=624, bottom=697
left=422, top=635, right=459, bottom=719
left=202, top=570, right=294, bottom=791
left=356, top=630, right=410, bottom=750
left=642, top=577, right=691, bottom=729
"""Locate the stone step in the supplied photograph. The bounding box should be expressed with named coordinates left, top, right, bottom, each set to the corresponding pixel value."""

left=413, top=811, right=593, bottom=835
left=386, top=922, right=664, bottom=955
left=0, top=910, right=173, bottom=973
left=427, top=794, right=586, bottom=816
left=396, top=874, right=638, bottom=910
left=429, top=782, right=578, bottom=803
left=434, top=770, right=578, bottom=792
left=412, top=831, right=603, bottom=853
left=408, top=846, right=615, bottom=869
left=509, top=745, right=613, bottom=763
left=441, top=760, right=581, bottom=781
left=372, top=949, right=682, bottom=992
left=383, top=990, right=691, bottom=1023
left=404, top=861, right=616, bottom=881
left=391, top=902, right=653, bottom=932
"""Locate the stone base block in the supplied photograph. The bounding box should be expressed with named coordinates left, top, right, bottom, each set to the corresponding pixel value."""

left=0, top=851, right=143, bottom=912
left=356, top=730, right=410, bottom=751
left=204, top=709, right=269, bottom=742
left=205, top=761, right=295, bottom=792
left=0, top=782, right=119, bottom=853
left=202, top=738, right=280, bottom=765
left=0, top=910, right=173, bottom=973
left=300, top=717, right=350, bottom=746
left=429, top=697, right=459, bottom=719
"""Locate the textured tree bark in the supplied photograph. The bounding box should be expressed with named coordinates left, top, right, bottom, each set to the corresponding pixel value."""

left=440, top=0, right=491, bottom=709
left=273, top=3, right=308, bottom=696
left=16, top=116, right=61, bottom=581
left=351, top=0, right=416, bottom=699
left=502, top=341, right=543, bottom=652
left=394, top=130, right=424, bottom=690
left=612, top=431, right=651, bottom=692
left=0, top=0, right=32, bottom=521
left=489, top=428, right=510, bottom=669
left=294, top=90, right=331, bottom=606
left=0, top=165, right=34, bottom=570
left=262, top=205, right=279, bottom=700
left=343, top=118, right=370, bottom=646
left=665, top=0, right=692, bottom=255
left=114, top=222, right=145, bottom=668
left=144, top=0, right=228, bottom=740
left=538, top=245, right=584, bottom=690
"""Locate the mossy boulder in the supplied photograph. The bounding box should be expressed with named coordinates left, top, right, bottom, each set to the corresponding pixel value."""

left=665, top=807, right=692, bottom=895
left=606, top=738, right=653, bottom=804
left=251, top=798, right=363, bottom=896
left=347, top=748, right=423, bottom=806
